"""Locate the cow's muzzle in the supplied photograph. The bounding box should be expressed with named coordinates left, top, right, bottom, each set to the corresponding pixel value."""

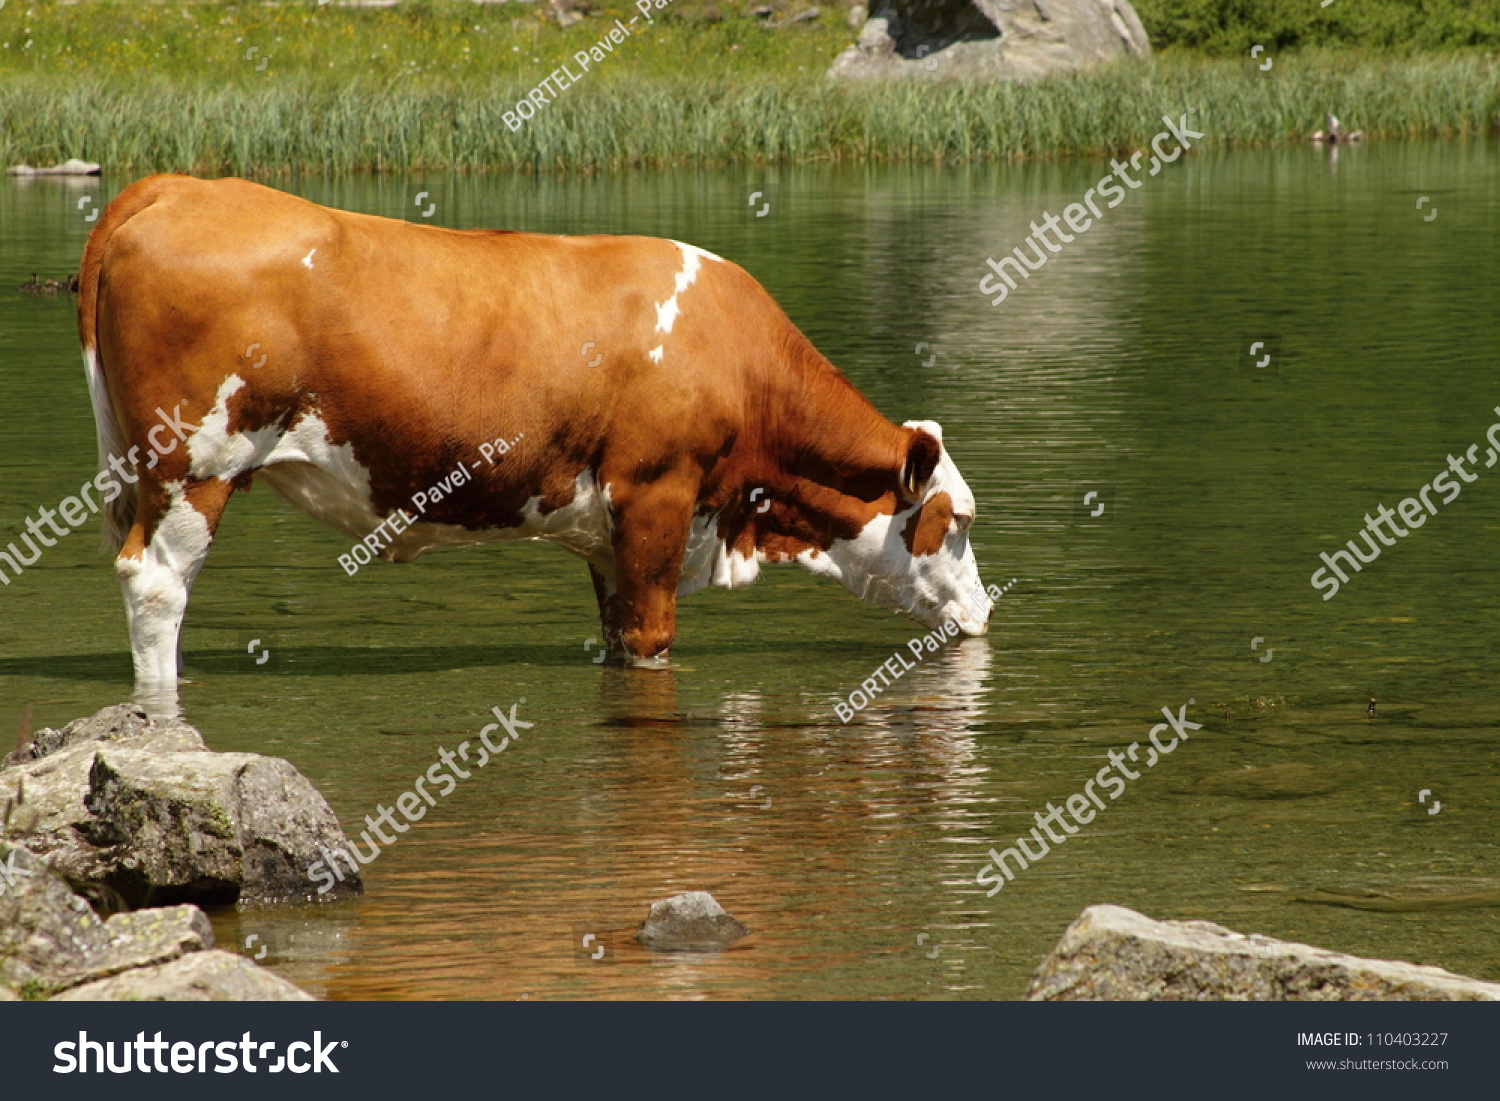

left=945, top=597, right=991, bottom=637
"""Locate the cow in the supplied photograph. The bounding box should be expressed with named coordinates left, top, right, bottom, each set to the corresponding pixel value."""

left=77, top=175, right=994, bottom=694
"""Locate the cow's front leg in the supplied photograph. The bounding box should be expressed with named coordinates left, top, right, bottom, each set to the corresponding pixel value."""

left=609, top=486, right=695, bottom=667
left=587, top=560, right=623, bottom=654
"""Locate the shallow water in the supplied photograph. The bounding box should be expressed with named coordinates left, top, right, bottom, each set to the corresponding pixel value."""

left=2, top=140, right=1498, bottom=1000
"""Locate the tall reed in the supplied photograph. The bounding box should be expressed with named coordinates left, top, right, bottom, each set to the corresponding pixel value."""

left=2, top=53, right=1496, bottom=175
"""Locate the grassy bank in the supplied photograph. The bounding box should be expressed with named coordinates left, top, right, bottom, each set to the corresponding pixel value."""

left=4, top=52, right=1498, bottom=174
left=1, top=1, right=1498, bottom=173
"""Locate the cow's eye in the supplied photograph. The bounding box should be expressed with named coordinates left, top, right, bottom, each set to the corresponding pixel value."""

left=952, top=511, right=973, bottom=534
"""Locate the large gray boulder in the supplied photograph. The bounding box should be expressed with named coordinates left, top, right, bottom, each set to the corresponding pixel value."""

left=1028, top=904, right=1500, bottom=1001
left=829, top=0, right=1149, bottom=81
left=1, top=704, right=360, bottom=907
left=0, top=841, right=309, bottom=1000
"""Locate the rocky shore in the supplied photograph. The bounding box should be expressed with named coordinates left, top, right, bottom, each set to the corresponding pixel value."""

left=2, top=704, right=360, bottom=908
left=1, top=704, right=362, bottom=1001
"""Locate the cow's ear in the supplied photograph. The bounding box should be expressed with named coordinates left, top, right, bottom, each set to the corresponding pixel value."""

left=901, top=428, right=941, bottom=501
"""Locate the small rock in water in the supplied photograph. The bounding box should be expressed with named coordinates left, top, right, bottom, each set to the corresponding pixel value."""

left=6, top=158, right=101, bottom=176
left=636, top=891, right=749, bottom=951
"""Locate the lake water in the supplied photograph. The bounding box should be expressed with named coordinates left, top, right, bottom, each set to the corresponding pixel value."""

left=2, top=140, right=1497, bottom=1000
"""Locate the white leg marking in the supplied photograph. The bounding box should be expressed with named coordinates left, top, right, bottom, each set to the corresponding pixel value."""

left=116, top=483, right=213, bottom=688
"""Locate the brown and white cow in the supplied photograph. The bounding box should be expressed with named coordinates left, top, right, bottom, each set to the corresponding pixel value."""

left=78, top=175, right=993, bottom=694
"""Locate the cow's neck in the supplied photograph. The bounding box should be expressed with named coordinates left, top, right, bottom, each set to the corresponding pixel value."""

left=754, top=352, right=907, bottom=547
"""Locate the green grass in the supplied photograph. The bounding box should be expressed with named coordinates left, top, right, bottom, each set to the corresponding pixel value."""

left=1, top=1, right=1499, bottom=173
left=1135, top=0, right=1500, bottom=55
left=0, top=0, right=848, bottom=82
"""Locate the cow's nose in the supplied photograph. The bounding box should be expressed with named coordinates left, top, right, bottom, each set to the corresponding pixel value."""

left=942, top=598, right=989, bottom=637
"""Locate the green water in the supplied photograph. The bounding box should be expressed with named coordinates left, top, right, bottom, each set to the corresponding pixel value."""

left=1, top=142, right=1497, bottom=1000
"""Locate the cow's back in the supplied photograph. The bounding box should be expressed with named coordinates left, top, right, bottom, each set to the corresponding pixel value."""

left=83, top=175, right=839, bottom=542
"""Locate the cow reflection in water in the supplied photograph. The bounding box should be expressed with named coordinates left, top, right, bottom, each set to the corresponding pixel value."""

left=587, top=638, right=993, bottom=904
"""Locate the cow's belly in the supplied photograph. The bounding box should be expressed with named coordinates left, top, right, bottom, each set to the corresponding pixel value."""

left=258, top=456, right=613, bottom=564
left=262, top=451, right=760, bottom=591
left=219, top=399, right=747, bottom=582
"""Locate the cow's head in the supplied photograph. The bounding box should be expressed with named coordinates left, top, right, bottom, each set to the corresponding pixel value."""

left=795, top=420, right=992, bottom=635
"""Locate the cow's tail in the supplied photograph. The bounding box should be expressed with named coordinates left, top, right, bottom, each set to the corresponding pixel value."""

left=77, top=176, right=182, bottom=553
left=83, top=346, right=131, bottom=554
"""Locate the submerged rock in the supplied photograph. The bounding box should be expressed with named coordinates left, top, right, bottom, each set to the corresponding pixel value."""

left=0, top=841, right=309, bottom=1000
left=1, top=704, right=361, bottom=906
left=1027, top=904, right=1500, bottom=1001
left=636, top=891, right=749, bottom=951
left=1192, top=763, right=1339, bottom=800
left=1297, top=882, right=1500, bottom=914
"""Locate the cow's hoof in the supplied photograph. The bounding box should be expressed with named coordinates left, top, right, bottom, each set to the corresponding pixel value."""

left=626, top=653, right=674, bottom=670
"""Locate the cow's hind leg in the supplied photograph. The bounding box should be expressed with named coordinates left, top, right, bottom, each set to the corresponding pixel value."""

left=116, top=478, right=234, bottom=692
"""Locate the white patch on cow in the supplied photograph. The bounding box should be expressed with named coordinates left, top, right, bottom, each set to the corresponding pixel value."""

left=302, top=248, right=317, bottom=269
left=116, top=481, right=214, bottom=688
left=188, top=388, right=387, bottom=545
left=647, top=242, right=720, bottom=363
left=512, top=472, right=615, bottom=559
left=794, top=420, right=992, bottom=636
left=675, top=241, right=723, bottom=266
left=252, top=415, right=388, bottom=541
left=186, top=375, right=275, bottom=480
left=654, top=242, right=712, bottom=333
left=648, top=346, right=664, bottom=364
left=678, top=512, right=761, bottom=598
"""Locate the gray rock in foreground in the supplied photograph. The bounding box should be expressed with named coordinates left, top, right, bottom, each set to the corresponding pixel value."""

left=1, top=841, right=310, bottom=1000
left=1027, top=904, right=1500, bottom=1001
left=0, top=844, right=115, bottom=996
left=829, top=0, right=1149, bottom=82
left=2, top=703, right=200, bottom=769
left=636, top=891, right=749, bottom=952
left=54, top=950, right=313, bottom=1002
left=1, top=704, right=360, bottom=906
